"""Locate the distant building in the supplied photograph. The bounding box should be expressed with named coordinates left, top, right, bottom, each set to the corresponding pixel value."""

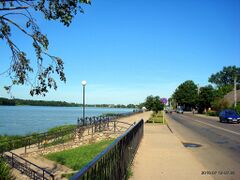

left=223, top=90, right=240, bottom=105
left=108, top=104, right=115, bottom=108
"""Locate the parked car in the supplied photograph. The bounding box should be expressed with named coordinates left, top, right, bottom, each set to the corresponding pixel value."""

left=176, top=107, right=184, bottom=114
left=219, top=109, right=240, bottom=123
left=164, top=107, right=173, bottom=114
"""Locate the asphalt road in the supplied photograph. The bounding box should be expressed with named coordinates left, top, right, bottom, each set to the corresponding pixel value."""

left=166, top=112, right=240, bottom=180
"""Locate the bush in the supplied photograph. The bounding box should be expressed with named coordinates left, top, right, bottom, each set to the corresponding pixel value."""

left=233, top=102, right=240, bottom=115
left=146, top=112, right=165, bottom=124
left=207, top=111, right=218, bottom=116
left=0, top=158, right=14, bottom=180
left=101, top=113, right=120, bottom=117
left=212, top=99, right=230, bottom=113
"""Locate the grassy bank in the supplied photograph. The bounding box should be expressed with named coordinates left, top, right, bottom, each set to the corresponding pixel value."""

left=0, top=157, right=14, bottom=179
left=0, top=124, right=77, bottom=153
left=146, top=111, right=165, bottom=124
left=0, top=124, right=76, bottom=141
left=45, top=139, right=114, bottom=178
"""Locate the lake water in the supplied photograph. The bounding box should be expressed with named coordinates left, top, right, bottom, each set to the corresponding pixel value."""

left=0, top=106, right=134, bottom=136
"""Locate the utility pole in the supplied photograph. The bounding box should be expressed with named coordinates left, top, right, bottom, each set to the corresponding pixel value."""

left=234, top=76, right=237, bottom=108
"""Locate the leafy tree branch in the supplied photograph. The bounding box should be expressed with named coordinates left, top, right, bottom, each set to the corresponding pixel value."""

left=0, top=0, right=91, bottom=96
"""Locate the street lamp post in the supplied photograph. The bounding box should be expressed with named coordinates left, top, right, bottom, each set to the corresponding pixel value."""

left=82, top=80, right=87, bottom=125
left=234, top=76, right=237, bottom=108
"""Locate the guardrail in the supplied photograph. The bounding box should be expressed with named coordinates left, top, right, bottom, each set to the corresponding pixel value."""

left=0, top=126, right=77, bottom=154
left=2, top=152, right=54, bottom=180
left=70, top=119, right=144, bottom=180
left=77, top=110, right=143, bottom=126
left=0, top=110, right=143, bottom=154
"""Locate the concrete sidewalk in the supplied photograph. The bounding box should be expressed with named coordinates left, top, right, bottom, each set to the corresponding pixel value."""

left=130, top=124, right=213, bottom=180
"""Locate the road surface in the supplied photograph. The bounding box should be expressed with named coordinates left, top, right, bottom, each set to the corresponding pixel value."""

left=166, top=112, right=240, bottom=180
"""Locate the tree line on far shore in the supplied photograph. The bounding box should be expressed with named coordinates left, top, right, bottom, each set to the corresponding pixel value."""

left=0, top=97, right=137, bottom=109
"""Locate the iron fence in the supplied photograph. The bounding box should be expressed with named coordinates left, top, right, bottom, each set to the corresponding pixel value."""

left=0, top=110, right=143, bottom=154
left=2, top=152, right=54, bottom=180
left=0, top=126, right=77, bottom=154
left=70, top=119, right=144, bottom=180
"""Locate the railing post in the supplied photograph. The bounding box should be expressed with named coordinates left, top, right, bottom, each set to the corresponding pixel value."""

left=25, top=144, right=27, bottom=155
left=70, top=119, right=144, bottom=180
left=114, top=121, right=116, bottom=133
left=77, top=117, right=80, bottom=127
left=91, top=120, right=94, bottom=139
left=38, top=136, right=40, bottom=149
left=11, top=153, right=14, bottom=167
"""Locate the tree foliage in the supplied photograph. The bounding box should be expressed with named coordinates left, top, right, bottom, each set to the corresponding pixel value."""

left=0, top=0, right=91, bottom=96
left=144, top=95, right=164, bottom=113
left=0, top=97, right=139, bottom=108
left=172, top=80, right=198, bottom=110
left=208, top=66, right=240, bottom=88
left=197, top=85, right=215, bottom=113
left=207, top=66, right=240, bottom=112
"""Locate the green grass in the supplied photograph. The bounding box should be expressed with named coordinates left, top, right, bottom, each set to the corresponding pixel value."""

left=146, top=111, right=165, bottom=124
left=101, top=113, right=120, bottom=117
left=61, top=172, right=75, bottom=179
left=0, top=124, right=77, bottom=153
left=126, top=166, right=133, bottom=179
left=0, top=135, right=22, bottom=142
left=42, top=133, right=73, bottom=148
left=47, top=124, right=76, bottom=134
left=45, top=139, right=114, bottom=171
left=0, top=124, right=76, bottom=142
left=0, top=158, right=14, bottom=180
left=206, top=111, right=218, bottom=116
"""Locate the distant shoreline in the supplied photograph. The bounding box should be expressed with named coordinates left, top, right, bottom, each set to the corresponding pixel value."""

left=0, top=104, right=135, bottom=109
left=0, top=97, right=137, bottom=108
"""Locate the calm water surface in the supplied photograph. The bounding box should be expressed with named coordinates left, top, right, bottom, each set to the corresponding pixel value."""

left=0, top=106, right=134, bottom=135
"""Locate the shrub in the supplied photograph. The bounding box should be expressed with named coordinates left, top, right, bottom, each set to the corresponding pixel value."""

left=146, top=112, right=164, bottom=124
left=212, top=99, right=230, bottom=113
left=101, top=113, right=120, bottom=117
left=0, top=158, right=14, bottom=180
left=233, top=102, right=240, bottom=114
left=207, top=111, right=218, bottom=116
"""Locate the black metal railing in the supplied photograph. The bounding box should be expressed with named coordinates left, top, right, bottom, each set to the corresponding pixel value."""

left=0, top=126, right=77, bottom=154
left=2, top=152, right=54, bottom=180
left=70, top=119, right=144, bottom=180
left=0, top=110, right=143, bottom=154
left=77, top=110, right=143, bottom=127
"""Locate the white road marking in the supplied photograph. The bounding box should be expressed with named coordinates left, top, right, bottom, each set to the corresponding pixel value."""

left=193, top=119, right=240, bottom=136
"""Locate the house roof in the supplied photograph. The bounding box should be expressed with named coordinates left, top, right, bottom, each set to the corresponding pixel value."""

left=223, top=89, right=240, bottom=105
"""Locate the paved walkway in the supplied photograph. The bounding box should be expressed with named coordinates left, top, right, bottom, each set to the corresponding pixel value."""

left=10, top=111, right=152, bottom=180
left=9, top=111, right=213, bottom=180
left=118, top=111, right=152, bottom=124
left=130, top=123, right=213, bottom=180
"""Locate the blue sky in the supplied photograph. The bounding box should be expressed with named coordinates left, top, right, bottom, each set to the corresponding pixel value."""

left=1, top=0, right=240, bottom=104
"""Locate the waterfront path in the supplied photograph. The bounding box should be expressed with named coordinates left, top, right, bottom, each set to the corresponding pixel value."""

left=119, top=111, right=152, bottom=124
left=10, top=111, right=152, bottom=179
left=130, top=119, right=213, bottom=180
